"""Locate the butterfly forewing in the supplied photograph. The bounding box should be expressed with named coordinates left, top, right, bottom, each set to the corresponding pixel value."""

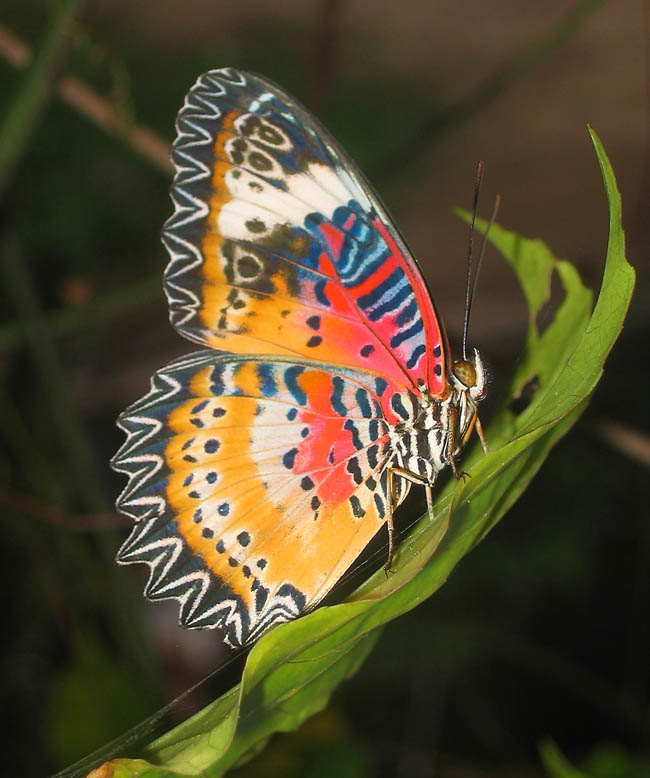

left=163, top=68, right=447, bottom=396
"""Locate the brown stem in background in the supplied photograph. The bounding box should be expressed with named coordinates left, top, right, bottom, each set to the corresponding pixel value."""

left=0, top=23, right=173, bottom=175
left=592, top=418, right=650, bottom=469
left=0, top=485, right=129, bottom=531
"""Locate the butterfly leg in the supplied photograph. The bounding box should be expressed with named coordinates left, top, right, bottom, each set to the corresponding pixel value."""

left=385, top=468, right=398, bottom=572
left=424, top=482, right=434, bottom=523
left=385, top=467, right=432, bottom=571
left=447, top=407, right=467, bottom=480
left=475, top=414, right=489, bottom=455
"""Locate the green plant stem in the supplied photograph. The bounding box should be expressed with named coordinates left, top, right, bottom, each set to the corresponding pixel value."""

left=0, top=0, right=85, bottom=197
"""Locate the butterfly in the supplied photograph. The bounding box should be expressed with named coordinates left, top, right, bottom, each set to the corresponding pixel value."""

left=111, top=68, right=488, bottom=648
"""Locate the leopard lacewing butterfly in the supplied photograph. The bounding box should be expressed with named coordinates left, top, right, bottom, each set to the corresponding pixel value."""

left=111, top=69, right=487, bottom=647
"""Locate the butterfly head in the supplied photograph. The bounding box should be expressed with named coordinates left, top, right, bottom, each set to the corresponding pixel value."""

left=450, top=348, right=487, bottom=452
left=451, top=348, right=486, bottom=400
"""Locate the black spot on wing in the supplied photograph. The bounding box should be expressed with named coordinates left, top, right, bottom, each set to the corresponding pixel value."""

left=390, top=393, right=410, bottom=421
left=330, top=377, right=347, bottom=415
left=283, top=448, right=298, bottom=469
left=346, top=456, right=363, bottom=485
left=374, top=492, right=386, bottom=518
left=355, top=388, right=373, bottom=418
left=343, top=418, right=363, bottom=450
left=349, top=495, right=364, bottom=518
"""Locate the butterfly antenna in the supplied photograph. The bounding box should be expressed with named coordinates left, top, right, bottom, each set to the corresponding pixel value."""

left=462, top=161, right=484, bottom=360
left=467, top=192, right=501, bottom=345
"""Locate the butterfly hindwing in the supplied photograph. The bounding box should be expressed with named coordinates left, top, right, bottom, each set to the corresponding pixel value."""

left=163, top=68, right=448, bottom=396
left=112, top=351, right=411, bottom=646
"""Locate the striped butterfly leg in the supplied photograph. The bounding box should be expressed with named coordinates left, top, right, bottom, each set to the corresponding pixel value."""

left=475, top=414, right=489, bottom=455
left=447, top=407, right=468, bottom=481
left=447, top=406, right=490, bottom=481
left=385, top=467, right=435, bottom=572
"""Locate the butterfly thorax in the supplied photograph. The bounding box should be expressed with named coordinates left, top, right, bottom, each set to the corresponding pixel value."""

left=390, top=348, right=487, bottom=486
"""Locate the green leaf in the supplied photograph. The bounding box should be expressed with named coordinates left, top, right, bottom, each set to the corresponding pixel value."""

left=84, top=129, right=633, bottom=777
left=583, top=741, right=650, bottom=777
left=540, top=738, right=593, bottom=778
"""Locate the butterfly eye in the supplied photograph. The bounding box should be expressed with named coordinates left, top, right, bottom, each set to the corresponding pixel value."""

left=452, top=360, right=477, bottom=388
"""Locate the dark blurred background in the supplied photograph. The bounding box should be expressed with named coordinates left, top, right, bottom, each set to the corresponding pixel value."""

left=1, top=1, right=648, bottom=776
